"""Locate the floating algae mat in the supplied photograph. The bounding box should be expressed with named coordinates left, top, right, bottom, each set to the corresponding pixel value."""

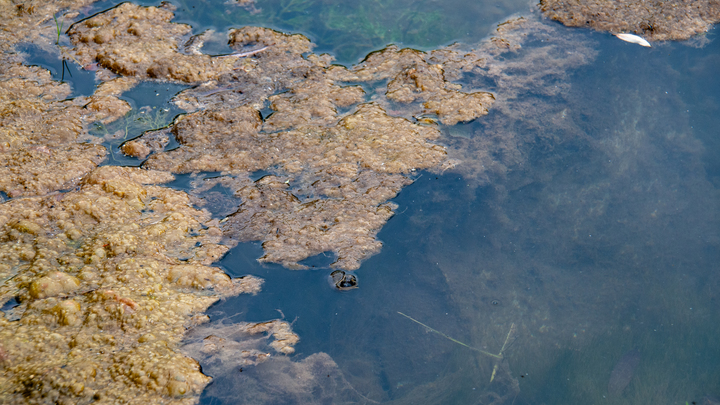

left=1, top=0, right=720, bottom=404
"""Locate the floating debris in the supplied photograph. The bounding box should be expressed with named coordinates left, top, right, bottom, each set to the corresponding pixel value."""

left=218, top=45, right=269, bottom=59
left=615, top=33, right=651, bottom=47
left=182, top=29, right=215, bottom=56
left=329, top=270, right=358, bottom=290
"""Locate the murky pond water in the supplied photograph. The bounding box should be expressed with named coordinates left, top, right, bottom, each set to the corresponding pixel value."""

left=3, top=0, right=720, bottom=403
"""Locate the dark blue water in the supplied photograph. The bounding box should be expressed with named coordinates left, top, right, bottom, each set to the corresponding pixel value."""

left=203, top=32, right=720, bottom=403
left=18, top=43, right=97, bottom=98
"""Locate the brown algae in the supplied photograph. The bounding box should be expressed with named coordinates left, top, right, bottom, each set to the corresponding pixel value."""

left=90, top=17, right=494, bottom=269
left=540, top=0, right=720, bottom=42
left=0, top=166, right=265, bottom=402
left=0, top=63, right=109, bottom=198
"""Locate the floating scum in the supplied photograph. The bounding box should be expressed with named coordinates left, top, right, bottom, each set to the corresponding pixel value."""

left=0, top=166, right=269, bottom=402
left=67, top=3, right=494, bottom=270
left=0, top=0, right=716, bottom=403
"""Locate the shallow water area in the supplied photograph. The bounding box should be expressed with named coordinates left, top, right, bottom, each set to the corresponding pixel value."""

left=18, top=44, right=98, bottom=98
left=168, top=0, right=532, bottom=64
left=93, top=81, right=189, bottom=166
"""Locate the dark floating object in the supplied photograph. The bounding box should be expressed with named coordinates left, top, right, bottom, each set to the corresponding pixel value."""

left=1, top=297, right=22, bottom=322
left=1, top=296, right=20, bottom=312
left=329, top=270, right=358, bottom=291
left=608, top=348, right=641, bottom=397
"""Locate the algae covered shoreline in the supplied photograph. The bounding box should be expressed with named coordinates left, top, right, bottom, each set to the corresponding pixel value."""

left=0, top=0, right=503, bottom=401
left=1, top=0, right=719, bottom=403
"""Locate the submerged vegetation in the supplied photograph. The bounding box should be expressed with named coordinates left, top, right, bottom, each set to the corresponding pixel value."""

left=514, top=284, right=720, bottom=404
left=91, top=106, right=172, bottom=142
left=172, top=0, right=528, bottom=63
left=53, top=13, right=64, bottom=45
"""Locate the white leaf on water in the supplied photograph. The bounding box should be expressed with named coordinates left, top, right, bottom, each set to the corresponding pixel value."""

left=615, top=33, right=652, bottom=47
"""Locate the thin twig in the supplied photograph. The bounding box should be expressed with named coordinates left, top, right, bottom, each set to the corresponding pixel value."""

left=397, top=311, right=502, bottom=359
left=499, top=322, right=516, bottom=355
left=490, top=322, right=516, bottom=383
left=217, top=46, right=269, bottom=59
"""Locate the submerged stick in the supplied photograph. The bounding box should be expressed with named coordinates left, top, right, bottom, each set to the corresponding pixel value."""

left=397, top=311, right=502, bottom=359
left=397, top=312, right=517, bottom=383
left=490, top=323, right=516, bottom=383
left=499, top=322, right=516, bottom=355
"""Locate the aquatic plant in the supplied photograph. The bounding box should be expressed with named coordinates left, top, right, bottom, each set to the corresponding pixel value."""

left=53, top=13, right=63, bottom=45
left=91, top=106, right=171, bottom=142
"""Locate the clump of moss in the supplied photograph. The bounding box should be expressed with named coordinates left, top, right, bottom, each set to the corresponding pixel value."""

left=539, top=0, right=720, bottom=42
left=0, top=167, right=263, bottom=403
left=100, top=19, right=493, bottom=269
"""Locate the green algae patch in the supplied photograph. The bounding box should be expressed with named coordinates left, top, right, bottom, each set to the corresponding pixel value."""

left=67, top=3, right=313, bottom=85
left=539, top=0, right=720, bottom=42
left=226, top=171, right=412, bottom=270
left=140, top=98, right=444, bottom=270
left=0, top=2, right=306, bottom=404
left=0, top=166, right=264, bottom=403
left=0, top=1, right=124, bottom=199
left=0, top=0, right=96, bottom=53
left=0, top=1, right=139, bottom=199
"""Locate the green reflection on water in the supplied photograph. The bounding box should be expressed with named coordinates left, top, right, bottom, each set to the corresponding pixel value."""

left=170, top=0, right=529, bottom=63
